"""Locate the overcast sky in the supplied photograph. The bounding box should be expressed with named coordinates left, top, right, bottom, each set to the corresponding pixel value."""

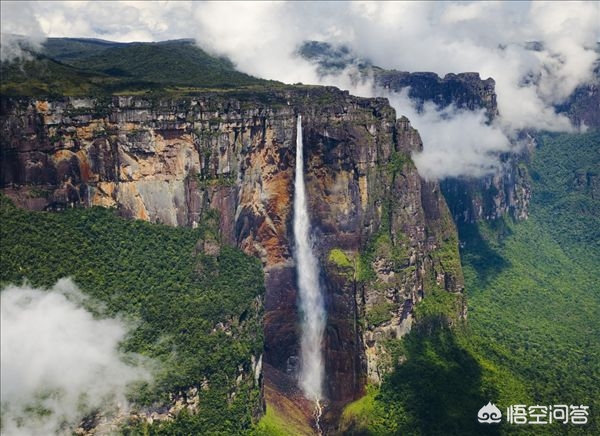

left=1, top=1, right=598, bottom=178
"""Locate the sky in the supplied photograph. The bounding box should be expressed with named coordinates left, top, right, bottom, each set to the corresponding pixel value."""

left=0, top=2, right=598, bottom=431
left=1, top=1, right=598, bottom=178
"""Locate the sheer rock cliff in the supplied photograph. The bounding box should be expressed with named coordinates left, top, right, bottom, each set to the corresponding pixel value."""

left=0, top=88, right=464, bottom=429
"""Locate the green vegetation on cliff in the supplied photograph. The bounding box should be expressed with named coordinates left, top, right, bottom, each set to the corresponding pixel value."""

left=1, top=38, right=273, bottom=97
left=460, top=131, right=600, bottom=434
left=0, top=198, right=265, bottom=434
left=340, top=131, right=600, bottom=435
left=328, top=248, right=353, bottom=269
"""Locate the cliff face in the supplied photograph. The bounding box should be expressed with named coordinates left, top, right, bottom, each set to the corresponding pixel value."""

left=0, top=89, right=463, bottom=426
left=556, top=81, right=600, bottom=130
left=374, top=71, right=498, bottom=121
left=440, top=153, right=532, bottom=223
left=372, top=69, right=532, bottom=223
left=300, top=41, right=497, bottom=122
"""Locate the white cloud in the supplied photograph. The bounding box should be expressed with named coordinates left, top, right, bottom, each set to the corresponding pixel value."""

left=181, top=1, right=596, bottom=178
left=387, top=89, right=512, bottom=180
left=190, top=1, right=324, bottom=84
left=0, top=2, right=45, bottom=61
left=1, top=1, right=597, bottom=179
left=0, top=279, right=151, bottom=436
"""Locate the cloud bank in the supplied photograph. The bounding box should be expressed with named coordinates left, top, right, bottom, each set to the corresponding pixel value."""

left=0, top=279, right=150, bottom=435
left=1, top=1, right=598, bottom=179
left=0, top=2, right=45, bottom=61
left=387, top=90, right=512, bottom=180
left=187, top=1, right=597, bottom=179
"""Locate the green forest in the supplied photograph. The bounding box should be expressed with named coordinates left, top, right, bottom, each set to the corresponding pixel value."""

left=339, top=131, right=600, bottom=435
left=1, top=130, right=598, bottom=435
left=0, top=38, right=278, bottom=97
left=0, top=199, right=265, bottom=434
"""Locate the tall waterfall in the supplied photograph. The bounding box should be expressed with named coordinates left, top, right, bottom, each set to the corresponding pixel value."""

left=294, top=115, right=326, bottom=405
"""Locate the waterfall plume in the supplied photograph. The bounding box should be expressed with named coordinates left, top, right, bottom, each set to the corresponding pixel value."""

left=294, top=115, right=326, bottom=403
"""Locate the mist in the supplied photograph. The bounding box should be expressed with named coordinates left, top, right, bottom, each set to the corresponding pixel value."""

left=1, top=1, right=597, bottom=179
left=188, top=1, right=597, bottom=179
left=0, top=279, right=151, bottom=435
left=387, top=90, right=513, bottom=180
left=0, top=2, right=45, bottom=61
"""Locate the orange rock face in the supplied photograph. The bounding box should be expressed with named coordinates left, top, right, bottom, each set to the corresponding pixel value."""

left=1, top=92, right=465, bottom=432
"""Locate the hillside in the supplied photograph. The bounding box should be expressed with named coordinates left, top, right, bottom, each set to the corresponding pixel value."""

left=0, top=198, right=265, bottom=434
left=461, top=131, right=600, bottom=434
left=0, top=37, right=273, bottom=97
left=1, top=35, right=598, bottom=435
left=339, top=131, right=600, bottom=435
left=1, top=84, right=467, bottom=433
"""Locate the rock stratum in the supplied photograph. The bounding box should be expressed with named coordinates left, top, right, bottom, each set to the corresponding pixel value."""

left=373, top=69, right=532, bottom=223
left=1, top=87, right=464, bottom=431
left=301, top=40, right=534, bottom=224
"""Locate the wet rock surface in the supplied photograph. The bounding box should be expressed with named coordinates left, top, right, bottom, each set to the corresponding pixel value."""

left=1, top=89, right=464, bottom=430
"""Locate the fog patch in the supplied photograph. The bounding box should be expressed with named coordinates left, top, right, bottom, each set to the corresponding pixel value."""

left=383, top=89, right=511, bottom=180
left=186, top=2, right=596, bottom=178
left=0, top=2, right=45, bottom=62
left=1, top=279, right=151, bottom=435
left=1, top=1, right=597, bottom=178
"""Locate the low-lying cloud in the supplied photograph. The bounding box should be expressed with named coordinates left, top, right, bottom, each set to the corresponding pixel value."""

left=188, top=1, right=597, bottom=179
left=1, top=279, right=150, bottom=435
left=387, top=90, right=513, bottom=180
left=0, top=2, right=45, bottom=61
left=1, top=1, right=598, bottom=179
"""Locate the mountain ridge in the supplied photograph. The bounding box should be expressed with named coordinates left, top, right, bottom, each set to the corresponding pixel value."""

left=1, top=35, right=598, bottom=435
left=1, top=37, right=274, bottom=96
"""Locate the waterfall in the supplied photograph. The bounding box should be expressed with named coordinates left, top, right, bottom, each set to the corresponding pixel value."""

left=294, top=115, right=326, bottom=409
